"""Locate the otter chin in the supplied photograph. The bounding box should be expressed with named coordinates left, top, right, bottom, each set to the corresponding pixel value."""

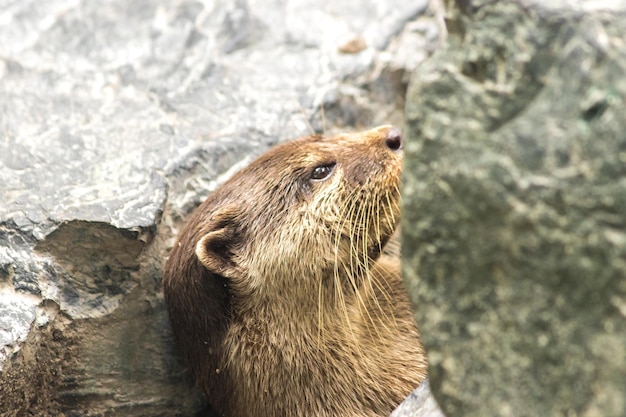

left=162, top=126, right=427, bottom=417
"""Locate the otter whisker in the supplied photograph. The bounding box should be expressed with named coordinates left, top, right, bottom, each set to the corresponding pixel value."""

left=367, top=189, right=403, bottom=331
left=364, top=195, right=387, bottom=308
left=352, top=194, right=374, bottom=310
left=344, top=195, right=361, bottom=282
left=316, top=262, right=325, bottom=349
left=333, top=191, right=374, bottom=362
left=365, top=193, right=402, bottom=339
left=331, top=194, right=363, bottom=351
left=335, top=257, right=366, bottom=361
left=319, top=187, right=351, bottom=344
left=375, top=191, right=383, bottom=254
left=357, top=196, right=390, bottom=342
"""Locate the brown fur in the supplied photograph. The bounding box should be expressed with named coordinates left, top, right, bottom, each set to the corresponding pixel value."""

left=162, top=126, right=427, bottom=417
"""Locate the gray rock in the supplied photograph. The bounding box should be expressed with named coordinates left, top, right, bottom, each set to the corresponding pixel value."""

left=0, top=0, right=436, bottom=415
left=403, top=1, right=626, bottom=417
left=391, top=379, right=446, bottom=417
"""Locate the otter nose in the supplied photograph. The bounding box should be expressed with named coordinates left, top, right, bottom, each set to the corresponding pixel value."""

left=384, top=127, right=403, bottom=151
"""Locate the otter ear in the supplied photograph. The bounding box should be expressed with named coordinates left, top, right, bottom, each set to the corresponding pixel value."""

left=195, top=208, right=241, bottom=278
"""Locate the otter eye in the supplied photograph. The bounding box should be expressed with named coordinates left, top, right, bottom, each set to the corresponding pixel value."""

left=310, top=163, right=336, bottom=181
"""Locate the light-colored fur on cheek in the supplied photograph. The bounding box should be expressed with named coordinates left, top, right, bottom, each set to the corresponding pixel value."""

left=245, top=171, right=346, bottom=285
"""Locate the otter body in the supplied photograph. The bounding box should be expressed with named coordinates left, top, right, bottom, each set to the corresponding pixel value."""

left=163, top=126, right=426, bottom=417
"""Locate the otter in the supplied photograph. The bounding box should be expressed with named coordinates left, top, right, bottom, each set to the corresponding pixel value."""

left=162, top=126, right=427, bottom=417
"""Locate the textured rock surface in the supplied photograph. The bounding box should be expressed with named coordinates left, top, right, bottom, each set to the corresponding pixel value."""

left=0, top=0, right=439, bottom=415
left=391, top=379, right=445, bottom=417
left=403, top=1, right=626, bottom=417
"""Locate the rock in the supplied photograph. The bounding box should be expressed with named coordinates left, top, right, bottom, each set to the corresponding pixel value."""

left=391, top=379, right=446, bottom=417
left=0, top=0, right=437, bottom=415
left=403, top=1, right=626, bottom=417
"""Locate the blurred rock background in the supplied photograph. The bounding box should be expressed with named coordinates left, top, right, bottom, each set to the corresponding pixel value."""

left=403, top=1, right=626, bottom=417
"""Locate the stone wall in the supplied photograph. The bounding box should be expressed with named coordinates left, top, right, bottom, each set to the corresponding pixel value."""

left=403, top=1, right=626, bottom=416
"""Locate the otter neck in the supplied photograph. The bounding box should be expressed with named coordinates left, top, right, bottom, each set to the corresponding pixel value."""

left=230, top=266, right=368, bottom=331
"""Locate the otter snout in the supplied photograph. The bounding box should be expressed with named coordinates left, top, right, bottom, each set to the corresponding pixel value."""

left=384, top=127, right=403, bottom=151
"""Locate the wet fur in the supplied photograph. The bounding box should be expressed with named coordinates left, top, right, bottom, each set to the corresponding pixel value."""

left=162, top=126, right=427, bottom=417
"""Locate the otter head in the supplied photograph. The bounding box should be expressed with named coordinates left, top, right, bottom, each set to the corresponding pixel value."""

left=193, top=125, right=404, bottom=307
